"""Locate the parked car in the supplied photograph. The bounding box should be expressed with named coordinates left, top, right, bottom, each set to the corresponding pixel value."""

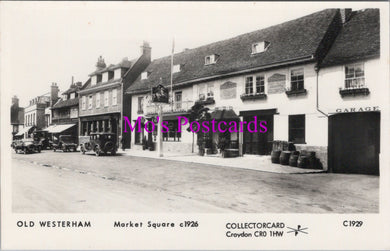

left=13, top=139, right=42, bottom=154
left=79, top=132, right=117, bottom=156
left=53, top=135, right=78, bottom=152
left=33, top=130, right=52, bottom=149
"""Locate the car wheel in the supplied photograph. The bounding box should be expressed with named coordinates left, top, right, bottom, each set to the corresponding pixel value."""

left=15, top=149, right=18, bottom=153
left=37, top=147, right=41, bottom=153
left=53, top=148, right=56, bottom=152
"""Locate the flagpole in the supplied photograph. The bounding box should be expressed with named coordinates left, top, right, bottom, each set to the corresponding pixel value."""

left=170, top=37, right=174, bottom=111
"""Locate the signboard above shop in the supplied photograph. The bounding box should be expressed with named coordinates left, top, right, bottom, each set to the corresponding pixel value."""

left=335, top=106, right=380, bottom=113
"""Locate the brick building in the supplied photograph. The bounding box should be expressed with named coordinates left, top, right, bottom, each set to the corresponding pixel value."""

left=18, top=83, right=59, bottom=138
left=78, top=41, right=151, bottom=148
left=47, top=80, right=88, bottom=137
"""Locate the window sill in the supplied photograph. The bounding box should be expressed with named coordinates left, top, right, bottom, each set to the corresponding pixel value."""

left=339, top=87, right=370, bottom=97
left=240, top=93, right=267, bottom=101
left=285, top=89, right=307, bottom=97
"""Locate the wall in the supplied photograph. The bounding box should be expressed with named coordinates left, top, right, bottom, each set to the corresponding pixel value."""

left=79, top=85, right=122, bottom=117
left=318, top=58, right=383, bottom=113
left=129, top=63, right=330, bottom=162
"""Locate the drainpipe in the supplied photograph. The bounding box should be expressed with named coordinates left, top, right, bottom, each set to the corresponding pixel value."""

left=315, top=65, right=328, bottom=117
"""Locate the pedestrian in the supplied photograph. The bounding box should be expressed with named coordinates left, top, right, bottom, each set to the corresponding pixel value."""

left=121, top=136, right=125, bottom=151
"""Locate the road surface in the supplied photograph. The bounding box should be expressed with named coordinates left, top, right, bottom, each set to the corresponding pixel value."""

left=11, top=151, right=379, bottom=213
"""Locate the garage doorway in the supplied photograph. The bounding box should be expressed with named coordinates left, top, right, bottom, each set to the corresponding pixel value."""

left=328, top=112, right=380, bottom=175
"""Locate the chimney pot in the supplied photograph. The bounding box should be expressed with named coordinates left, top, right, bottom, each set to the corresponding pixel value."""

left=340, top=8, right=352, bottom=24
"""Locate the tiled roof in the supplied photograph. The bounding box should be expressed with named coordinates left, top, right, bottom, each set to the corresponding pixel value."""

left=89, top=58, right=136, bottom=76
left=52, top=98, right=79, bottom=109
left=62, top=82, right=83, bottom=95
left=127, top=9, right=340, bottom=94
left=321, top=9, right=380, bottom=67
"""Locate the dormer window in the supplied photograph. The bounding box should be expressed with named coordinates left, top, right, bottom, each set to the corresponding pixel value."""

left=96, top=74, right=102, bottom=83
left=205, top=54, right=217, bottom=65
left=62, top=94, right=67, bottom=101
left=108, top=71, right=114, bottom=80
left=252, top=41, right=270, bottom=54
left=70, top=93, right=76, bottom=99
left=172, top=64, right=181, bottom=73
left=141, top=72, right=149, bottom=80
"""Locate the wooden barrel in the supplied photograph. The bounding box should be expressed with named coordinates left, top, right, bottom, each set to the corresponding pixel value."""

left=297, top=156, right=309, bottom=169
left=271, top=150, right=281, bottom=163
left=289, top=154, right=299, bottom=167
left=279, top=151, right=291, bottom=165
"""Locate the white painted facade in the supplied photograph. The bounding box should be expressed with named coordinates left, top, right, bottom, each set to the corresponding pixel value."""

left=129, top=62, right=331, bottom=159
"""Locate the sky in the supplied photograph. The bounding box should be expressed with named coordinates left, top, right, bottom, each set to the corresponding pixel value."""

left=0, top=1, right=379, bottom=107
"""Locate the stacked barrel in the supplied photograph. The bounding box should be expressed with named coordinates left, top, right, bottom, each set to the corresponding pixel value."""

left=270, top=141, right=321, bottom=169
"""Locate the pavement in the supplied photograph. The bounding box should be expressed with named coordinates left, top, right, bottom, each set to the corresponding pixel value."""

left=117, top=149, right=325, bottom=174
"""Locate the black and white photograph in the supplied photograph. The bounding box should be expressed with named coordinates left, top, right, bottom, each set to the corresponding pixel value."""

left=1, top=1, right=389, bottom=250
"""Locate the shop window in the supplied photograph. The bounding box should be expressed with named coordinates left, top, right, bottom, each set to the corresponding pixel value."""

left=289, top=114, right=305, bottom=144
left=163, top=120, right=181, bottom=142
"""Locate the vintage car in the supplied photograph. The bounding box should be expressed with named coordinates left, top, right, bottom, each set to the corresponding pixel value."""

left=33, top=130, right=52, bottom=149
left=52, top=135, right=78, bottom=152
left=13, top=139, right=42, bottom=154
left=79, top=132, right=117, bottom=156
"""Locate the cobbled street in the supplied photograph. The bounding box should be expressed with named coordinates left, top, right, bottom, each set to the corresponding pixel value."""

left=12, top=150, right=379, bottom=213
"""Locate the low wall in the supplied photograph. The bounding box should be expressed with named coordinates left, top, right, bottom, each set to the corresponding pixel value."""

left=295, top=145, right=328, bottom=171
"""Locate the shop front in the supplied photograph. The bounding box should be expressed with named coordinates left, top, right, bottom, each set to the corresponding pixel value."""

left=79, top=113, right=121, bottom=145
left=239, top=109, right=276, bottom=155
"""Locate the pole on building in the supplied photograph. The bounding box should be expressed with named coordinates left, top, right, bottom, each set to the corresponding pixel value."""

left=157, top=104, right=163, bottom=157
left=170, top=37, right=174, bottom=111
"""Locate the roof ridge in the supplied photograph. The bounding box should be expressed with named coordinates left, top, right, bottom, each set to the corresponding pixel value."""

left=150, top=8, right=339, bottom=63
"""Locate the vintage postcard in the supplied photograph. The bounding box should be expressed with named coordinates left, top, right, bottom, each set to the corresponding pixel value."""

left=1, top=1, right=389, bottom=250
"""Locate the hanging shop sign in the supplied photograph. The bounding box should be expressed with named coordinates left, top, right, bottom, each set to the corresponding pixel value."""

left=152, top=84, right=169, bottom=103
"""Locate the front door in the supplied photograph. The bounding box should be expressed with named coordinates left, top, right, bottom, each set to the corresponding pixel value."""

left=243, top=114, right=273, bottom=155
left=328, top=112, right=380, bottom=175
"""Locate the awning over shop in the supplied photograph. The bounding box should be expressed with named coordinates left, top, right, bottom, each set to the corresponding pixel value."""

left=45, top=124, right=76, bottom=134
left=211, top=109, right=240, bottom=121
left=15, top=126, right=34, bottom=136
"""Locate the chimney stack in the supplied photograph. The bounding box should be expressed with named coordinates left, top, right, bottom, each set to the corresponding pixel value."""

left=340, top=9, right=352, bottom=24
left=50, top=82, right=59, bottom=106
left=12, top=95, right=19, bottom=107
left=140, top=41, right=152, bottom=61
left=96, top=56, right=106, bottom=70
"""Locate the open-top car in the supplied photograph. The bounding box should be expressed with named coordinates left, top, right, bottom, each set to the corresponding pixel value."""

left=79, top=132, right=117, bottom=156
left=13, top=139, right=42, bottom=154
left=53, top=135, right=78, bottom=152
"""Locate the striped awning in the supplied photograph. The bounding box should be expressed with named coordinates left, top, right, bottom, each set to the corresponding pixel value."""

left=15, top=126, right=33, bottom=136
left=45, top=124, right=76, bottom=133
